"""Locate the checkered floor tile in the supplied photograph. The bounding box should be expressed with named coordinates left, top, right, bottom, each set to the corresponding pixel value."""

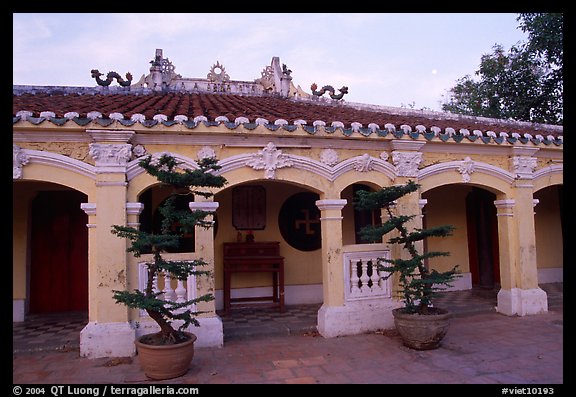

left=13, top=283, right=562, bottom=352
left=13, top=311, right=88, bottom=353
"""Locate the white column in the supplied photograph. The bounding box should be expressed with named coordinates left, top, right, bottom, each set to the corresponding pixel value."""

left=80, top=130, right=136, bottom=358
left=187, top=200, right=223, bottom=348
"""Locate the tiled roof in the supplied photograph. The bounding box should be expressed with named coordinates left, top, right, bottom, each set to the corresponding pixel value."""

left=13, top=86, right=563, bottom=145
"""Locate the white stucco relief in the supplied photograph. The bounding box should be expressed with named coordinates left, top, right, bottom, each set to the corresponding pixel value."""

left=88, top=143, right=132, bottom=167
left=392, top=151, right=422, bottom=177
left=128, top=148, right=397, bottom=183
left=245, top=142, right=293, bottom=179
left=418, top=159, right=516, bottom=185
left=320, top=148, right=339, bottom=166
left=510, top=156, right=538, bottom=179
left=458, top=156, right=476, bottom=183
left=13, top=144, right=29, bottom=179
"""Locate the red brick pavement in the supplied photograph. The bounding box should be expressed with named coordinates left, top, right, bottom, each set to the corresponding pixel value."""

left=13, top=308, right=563, bottom=385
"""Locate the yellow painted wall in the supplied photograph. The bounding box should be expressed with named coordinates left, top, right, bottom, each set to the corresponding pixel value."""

left=534, top=186, right=563, bottom=269
left=421, top=185, right=471, bottom=274
left=13, top=122, right=564, bottom=317
left=213, top=180, right=323, bottom=290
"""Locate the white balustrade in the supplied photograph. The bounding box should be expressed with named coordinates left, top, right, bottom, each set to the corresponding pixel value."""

left=343, top=250, right=391, bottom=301
left=138, top=262, right=198, bottom=317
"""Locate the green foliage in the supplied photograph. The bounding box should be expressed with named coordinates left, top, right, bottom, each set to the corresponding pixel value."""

left=441, top=13, right=562, bottom=125
left=111, top=153, right=227, bottom=344
left=355, top=181, right=460, bottom=314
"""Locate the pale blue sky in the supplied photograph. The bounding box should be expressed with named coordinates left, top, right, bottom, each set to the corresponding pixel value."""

left=13, top=13, right=528, bottom=111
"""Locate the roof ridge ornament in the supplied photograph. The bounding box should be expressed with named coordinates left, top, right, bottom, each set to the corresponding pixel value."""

left=207, top=61, right=230, bottom=82
left=90, top=69, right=133, bottom=87
left=310, top=83, right=348, bottom=100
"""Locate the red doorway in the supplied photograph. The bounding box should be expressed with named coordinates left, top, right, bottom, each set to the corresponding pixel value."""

left=29, top=190, right=88, bottom=313
left=465, top=188, right=500, bottom=289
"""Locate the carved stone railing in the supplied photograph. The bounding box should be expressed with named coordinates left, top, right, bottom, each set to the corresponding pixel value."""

left=137, top=256, right=199, bottom=317
left=343, top=246, right=391, bottom=302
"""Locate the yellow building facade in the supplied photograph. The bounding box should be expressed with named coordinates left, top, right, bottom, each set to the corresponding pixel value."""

left=13, top=50, right=563, bottom=358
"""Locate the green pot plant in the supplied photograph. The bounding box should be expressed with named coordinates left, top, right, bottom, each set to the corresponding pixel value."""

left=111, top=153, right=227, bottom=380
left=355, top=180, right=461, bottom=350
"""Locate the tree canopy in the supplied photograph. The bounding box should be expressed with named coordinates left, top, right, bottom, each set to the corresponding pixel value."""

left=441, top=13, right=562, bottom=125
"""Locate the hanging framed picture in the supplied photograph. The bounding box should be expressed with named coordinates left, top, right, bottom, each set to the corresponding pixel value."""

left=232, top=185, right=266, bottom=230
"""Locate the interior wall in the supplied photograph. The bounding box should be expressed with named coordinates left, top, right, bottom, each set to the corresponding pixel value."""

left=534, top=185, right=563, bottom=270
left=213, top=181, right=323, bottom=291
left=422, top=185, right=471, bottom=274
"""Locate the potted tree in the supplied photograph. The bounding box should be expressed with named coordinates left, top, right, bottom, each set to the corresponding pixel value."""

left=111, top=153, right=227, bottom=379
left=355, top=180, right=460, bottom=350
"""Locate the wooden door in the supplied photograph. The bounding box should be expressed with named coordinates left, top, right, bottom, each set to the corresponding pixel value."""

left=465, top=188, right=500, bottom=288
left=29, top=190, right=88, bottom=313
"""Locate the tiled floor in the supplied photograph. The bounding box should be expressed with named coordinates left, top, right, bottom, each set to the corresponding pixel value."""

left=12, top=283, right=562, bottom=354
left=12, top=311, right=88, bottom=353
left=219, top=303, right=320, bottom=341
left=13, top=306, right=564, bottom=384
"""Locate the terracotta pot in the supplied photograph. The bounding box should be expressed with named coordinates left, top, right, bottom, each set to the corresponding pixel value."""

left=135, top=332, right=197, bottom=380
left=392, top=307, right=451, bottom=350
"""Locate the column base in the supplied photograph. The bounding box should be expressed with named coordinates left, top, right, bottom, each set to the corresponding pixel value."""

left=13, top=299, right=25, bottom=322
left=317, top=299, right=402, bottom=338
left=496, top=287, right=548, bottom=316
left=135, top=315, right=224, bottom=348
left=80, top=321, right=136, bottom=358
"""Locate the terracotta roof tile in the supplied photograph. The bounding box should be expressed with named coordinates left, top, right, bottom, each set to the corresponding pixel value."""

left=12, top=90, right=562, bottom=140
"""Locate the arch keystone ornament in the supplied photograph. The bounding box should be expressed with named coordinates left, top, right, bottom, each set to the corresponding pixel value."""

left=13, top=144, right=29, bottom=179
left=458, top=156, right=476, bottom=183
left=245, top=142, right=293, bottom=179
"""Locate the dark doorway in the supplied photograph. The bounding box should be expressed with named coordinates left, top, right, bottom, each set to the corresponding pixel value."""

left=465, top=188, right=500, bottom=289
left=29, top=190, right=88, bottom=313
left=353, top=184, right=383, bottom=244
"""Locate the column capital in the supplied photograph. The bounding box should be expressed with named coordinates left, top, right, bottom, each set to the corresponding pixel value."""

left=80, top=202, right=97, bottom=216
left=315, top=199, right=347, bottom=212
left=493, top=199, right=515, bottom=210
left=126, top=202, right=144, bottom=216
left=189, top=202, right=220, bottom=212
left=80, top=203, right=97, bottom=228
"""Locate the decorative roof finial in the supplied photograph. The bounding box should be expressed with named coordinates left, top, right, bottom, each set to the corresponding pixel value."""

left=207, top=61, right=230, bottom=82
left=310, top=83, right=348, bottom=100
left=282, top=64, right=292, bottom=76
left=90, top=69, right=133, bottom=87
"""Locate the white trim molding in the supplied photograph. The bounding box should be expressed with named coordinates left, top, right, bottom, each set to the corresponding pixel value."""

left=16, top=148, right=96, bottom=179
left=419, top=159, right=516, bottom=184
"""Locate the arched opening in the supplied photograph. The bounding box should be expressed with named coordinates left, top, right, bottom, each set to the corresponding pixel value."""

left=341, top=183, right=383, bottom=245
left=24, top=183, right=88, bottom=314
left=465, top=187, right=501, bottom=289
left=213, top=180, right=324, bottom=311
left=422, top=184, right=500, bottom=291
left=138, top=186, right=199, bottom=254
left=534, top=184, right=563, bottom=284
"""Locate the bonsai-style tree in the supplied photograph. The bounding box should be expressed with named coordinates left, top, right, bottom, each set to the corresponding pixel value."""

left=111, top=153, right=227, bottom=344
left=354, top=180, right=460, bottom=315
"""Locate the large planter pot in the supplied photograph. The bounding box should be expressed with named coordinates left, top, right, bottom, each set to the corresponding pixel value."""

left=135, top=332, right=197, bottom=380
left=392, top=307, right=451, bottom=350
